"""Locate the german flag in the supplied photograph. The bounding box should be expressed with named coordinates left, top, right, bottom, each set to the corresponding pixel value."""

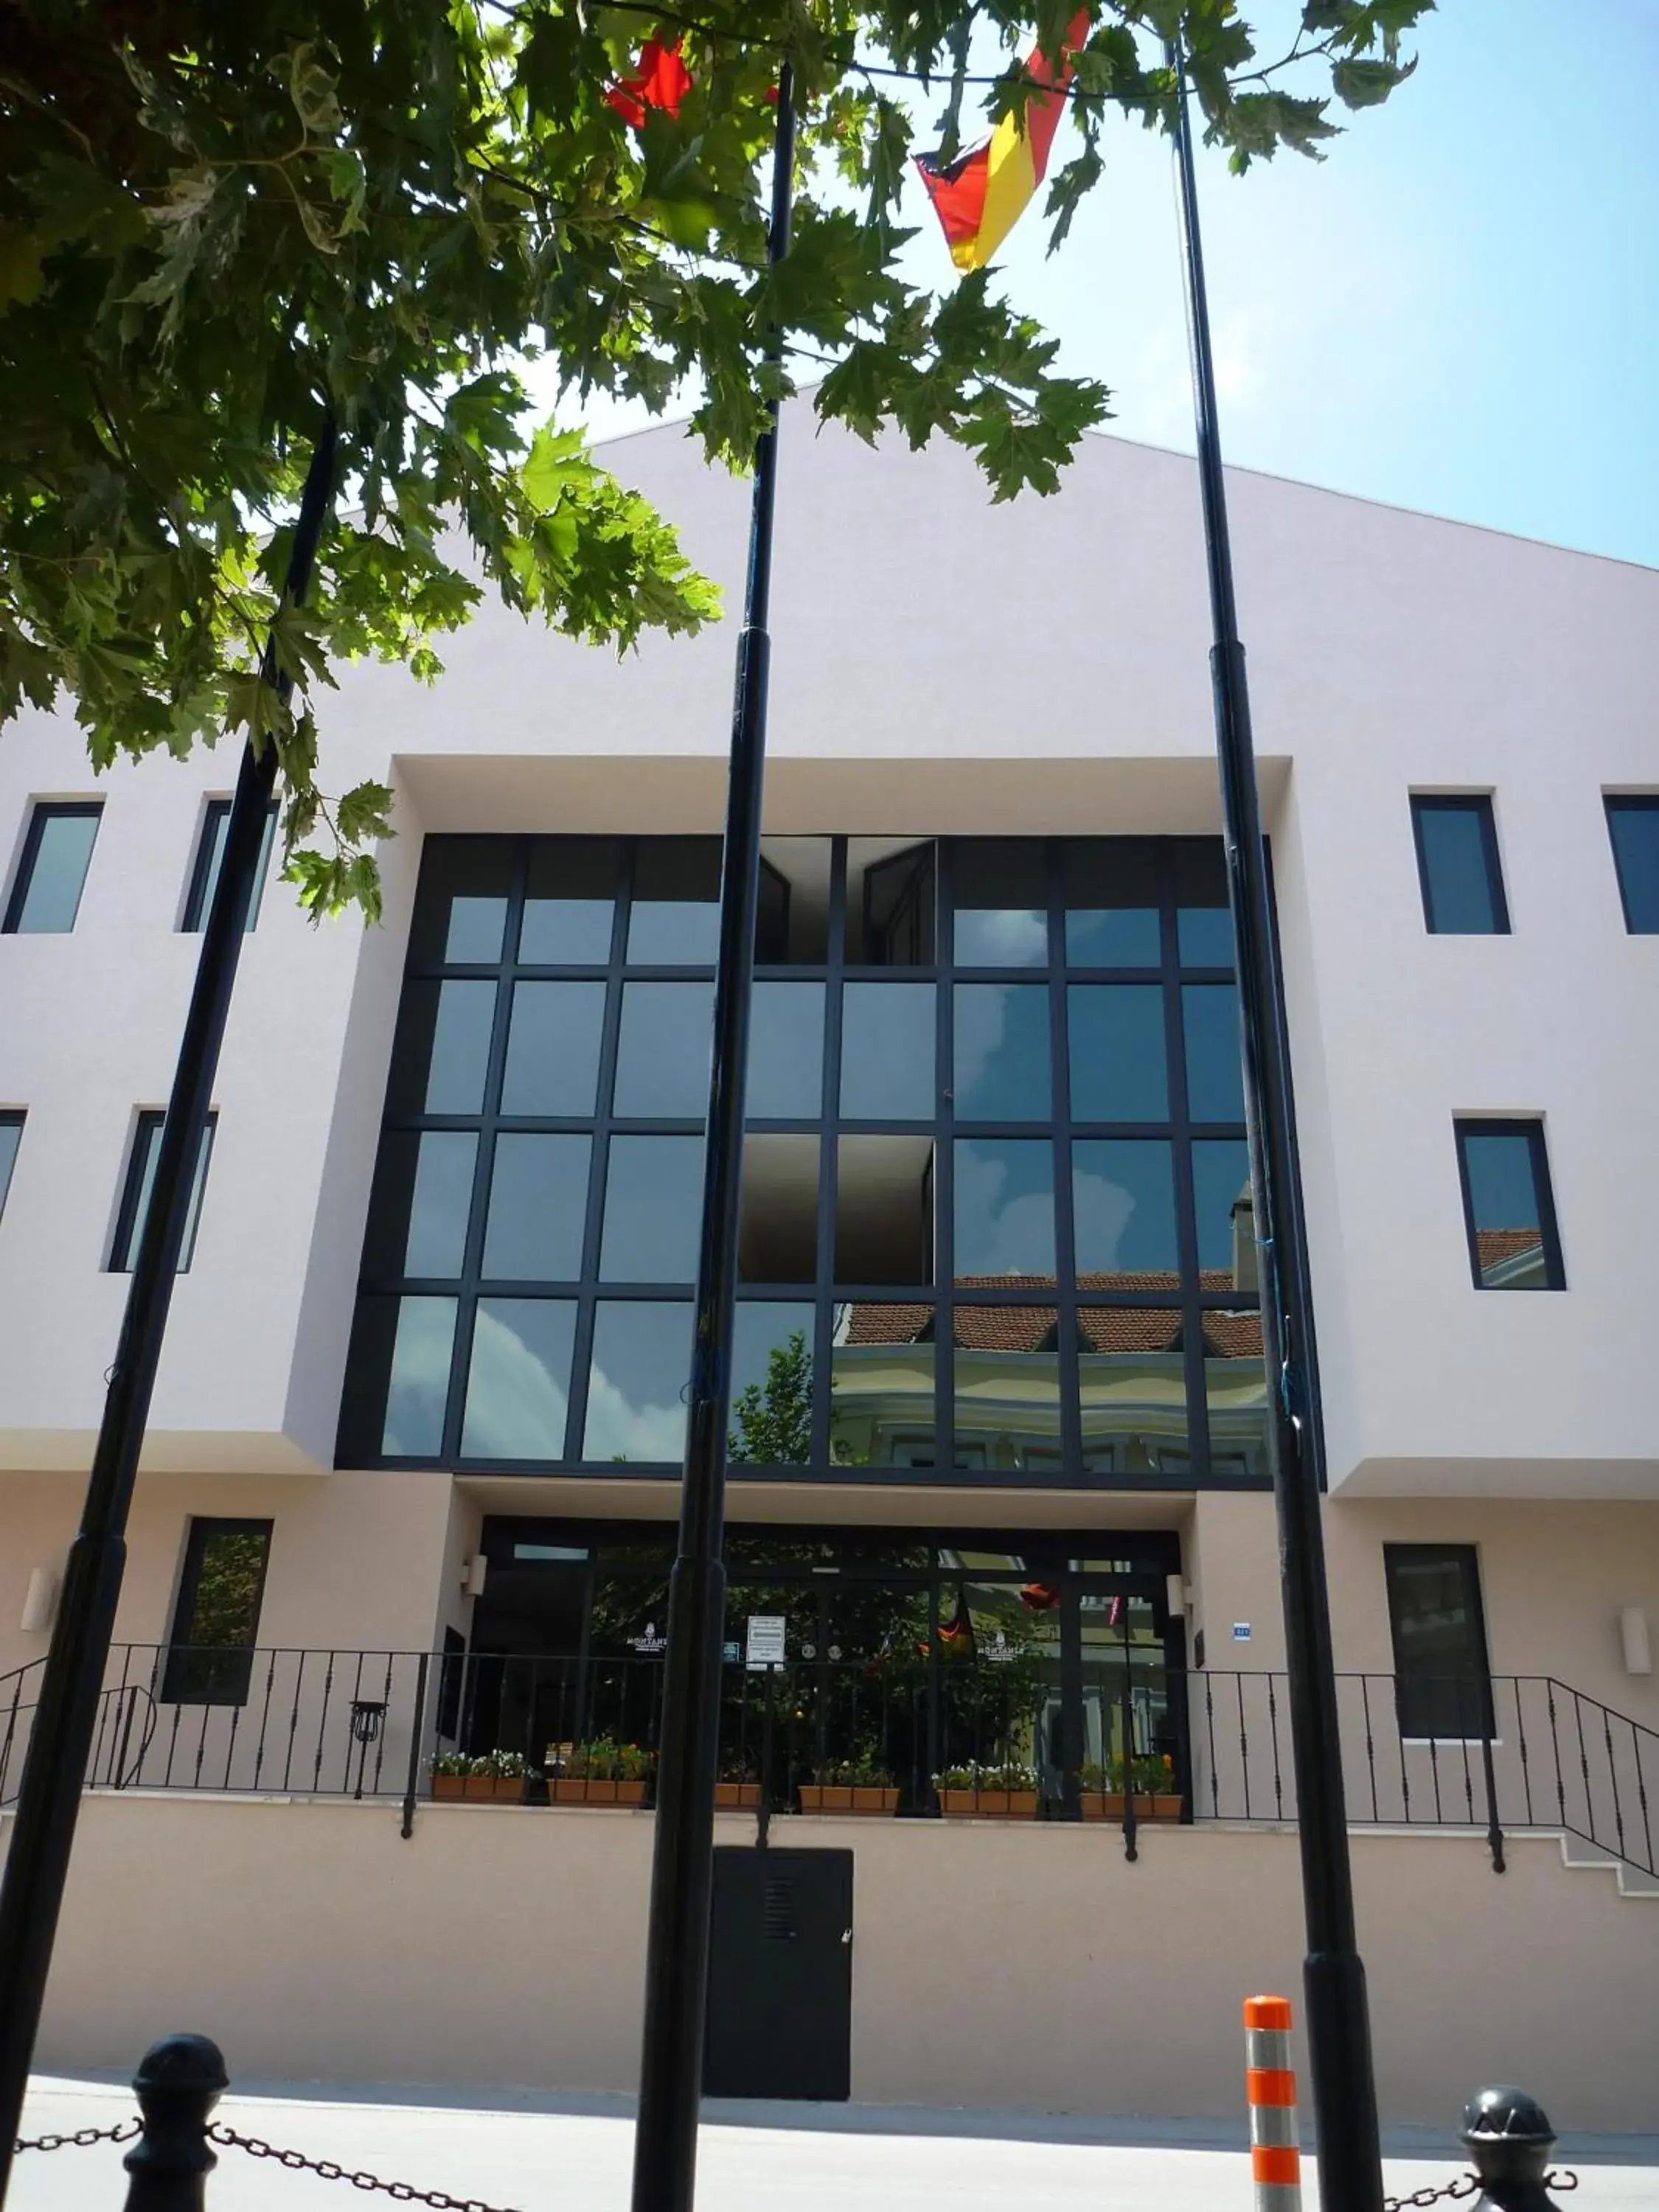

left=915, top=10, right=1090, bottom=272
left=607, top=36, right=692, bottom=128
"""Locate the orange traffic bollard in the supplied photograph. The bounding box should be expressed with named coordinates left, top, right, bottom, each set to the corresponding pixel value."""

left=1243, top=1994, right=1301, bottom=2211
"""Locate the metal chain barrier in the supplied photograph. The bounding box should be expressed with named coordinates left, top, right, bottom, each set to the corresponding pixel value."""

left=13, top=2118, right=142, bottom=2153
left=208, top=2121, right=530, bottom=2210
left=1383, top=2173, right=1579, bottom=2210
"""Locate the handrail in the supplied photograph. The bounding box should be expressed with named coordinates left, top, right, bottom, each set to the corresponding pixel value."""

left=2, top=1644, right=1652, bottom=1881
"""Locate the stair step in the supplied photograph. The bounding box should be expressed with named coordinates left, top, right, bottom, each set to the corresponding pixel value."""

left=1559, top=1834, right=1618, bottom=1868
left=1616, top=1864, right=1659, bottom=1897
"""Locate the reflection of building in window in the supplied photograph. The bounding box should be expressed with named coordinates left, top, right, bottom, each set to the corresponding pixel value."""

left=1475, top=1228, right=1548, bottom=1290
left=831, top=1303, right=935, bottom=1467
left=949, top=1299, right=1060, bottom=1475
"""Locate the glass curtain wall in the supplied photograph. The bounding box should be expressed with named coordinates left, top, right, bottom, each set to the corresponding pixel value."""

left=339, top=835, right=1267, bottom=1485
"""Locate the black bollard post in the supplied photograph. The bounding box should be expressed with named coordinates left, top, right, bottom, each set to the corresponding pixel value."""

left=1461, top=2086, right=1565, bottom=2212
left=122, top=2035, right=227, bottom=2211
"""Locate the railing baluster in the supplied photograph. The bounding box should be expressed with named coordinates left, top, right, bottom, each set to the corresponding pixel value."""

left=162, top=1686, right=184, bottom=1787
left=1266, top=1673, right=1283, bottom=1821
left=314, top=1651, right=336, bottom=1795
left=1394, top=1675, right=1411, bottom=1825
left=1359, top=1674, right=1378, bottom=1821
left=1547, top=1679, right=1566, bottom=1829
left=1235, top=1674, right=1249, bottom=1823
left=1204, top=1674, right=1218, bottom=1820
left=400, top=1652, right=431, bottom=1838
left=1603, top=1703, right=1626, bottom=1862
left=1458, top=1728, right=1474, bottom=1828
left=1573, top=1688, right=1592, bottom=1843
left=220, top=1673, right=242, bottom=1791
left=1427, top=1731, right=1442, bottom=1825
left=282, top=1649, right=306, bottom=1791
left=370, top=1652, right=395, bottom=1795
left=192, top=1680, right=212, bottom=1789
left=251, top=1651, right=276, bottom=1792
left=1514, top=1676, right=1534, bottom=1825
left=1635, top=1719, right=1654, bottom=1877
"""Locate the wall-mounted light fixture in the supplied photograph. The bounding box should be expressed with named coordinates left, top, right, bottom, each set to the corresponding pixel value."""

left=20, top=1567, right=57, bottom=1635
left=1620, top=1606, right=1652, bottom=1677
left=1166, top=1573, right=1194, bottom=1621
left=463, top=1555, right=488, bottom=1599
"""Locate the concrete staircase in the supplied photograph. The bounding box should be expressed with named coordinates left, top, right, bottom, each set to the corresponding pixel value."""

left=1559, top=1831, right=1659, bottom=1898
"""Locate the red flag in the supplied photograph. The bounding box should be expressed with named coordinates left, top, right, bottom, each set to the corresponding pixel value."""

left=607, top=37, right=692, bottom=128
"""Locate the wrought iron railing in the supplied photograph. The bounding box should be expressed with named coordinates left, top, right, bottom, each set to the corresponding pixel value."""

left=1, top=1648, right=1652, bottom=1878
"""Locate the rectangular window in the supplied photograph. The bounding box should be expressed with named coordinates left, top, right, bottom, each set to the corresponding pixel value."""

left=0, top=1113, right=21, bottom=1222
left=161, top=1518, right=273, bottom=1705
left=110, top=1111, right=216, bottom=1273
left=1384, top=1544, right=1493, bottom=1741
left=181, top=799, right=279, bottom=931
left=4, top=803, right=102, bottom=933
left=1605, top=796, right=1659, bottom=933
left=1455, top=1119, right=1563, bottom=1290
left=1411, top=796, right=1509, bottom=934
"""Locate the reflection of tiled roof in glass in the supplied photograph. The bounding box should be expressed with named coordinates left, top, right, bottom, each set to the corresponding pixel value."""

left=841, top=1288, right=1263, bottom=1360
left=1475, top=1229, right=1543, bottom=1266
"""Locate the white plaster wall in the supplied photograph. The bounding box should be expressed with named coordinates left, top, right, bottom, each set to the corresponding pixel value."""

left=0, top=410, right=1653, bottom=1492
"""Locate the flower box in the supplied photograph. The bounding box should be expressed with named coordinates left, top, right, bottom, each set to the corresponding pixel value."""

left=551, top=1778, right=648, bottom=1806
left=433, top=1773, right=522, bottom=1803
left=1080, top=1792, right=1184, bottom=1823
left=799, top=1784, right=899, bottom=1815
left=714, top=1781, right=760, bottom=1809
left=939, top=1789, right=1038, bottom=1818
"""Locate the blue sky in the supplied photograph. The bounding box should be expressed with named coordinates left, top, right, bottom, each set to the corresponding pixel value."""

left=569, top=1, right=1658, bottom=569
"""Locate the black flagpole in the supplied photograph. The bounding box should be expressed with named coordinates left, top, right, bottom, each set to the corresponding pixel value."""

left=629, top=62, right=795, bottom=2212
left=1165, top=43, right=1384, bottom=2212
left=0, top=418, right=338, bottom=2201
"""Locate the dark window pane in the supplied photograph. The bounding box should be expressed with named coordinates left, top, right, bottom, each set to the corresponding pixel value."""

left=1413, top=799, right=1506, bottom=934
left=953, top=985, right=1050, bottom=1121
left=1385, top=1545, right=1492, bottom=1739
left=521, top=837, right=617, bottom=962
left=832, top=1302, right=936, bottom=1467
left=953, top=840, right=1048, bottom=967
left=162, top=1521, right=271, bottom=1705
left=500, top=981, right=605, bottom=1116
left=1064, top=839, right=1160, bottom=966
left=841, top=983, right=934, bottom=1118
left=1192, top=1139, right=1255, bottom=1287
left=729, top=1302, right=816, bottom=1464
left=1072, top=1140, right=1178, bottom=1285
left=408, top=838, right=512, bottom=964
left=953, top=1303, right=1061, bottom=1474
left=6, top=808, right=100, bottom=933
left=1076, top=1309, right=1189, bottom=1475
left=1182, top=984, right=1245, bottom=1121
left=1458, top=1124, right=1559, bottom=1290
left=482, top=1133, right=590, bottom=1279
left=184, top=801, right=278, bottom=932
left=388, top=979, right=497, bottom=1116
left=748, top=982, right=824, bottom=1118
left=757, top=839, right=832, bottom=964
left=738, top=1134, right=818, bottom=1284
left=847, top=841, right=935, bottom=965
left=0, top=1116, right=21, bottom=1221
left=1068, top=985, right=1168, bottom=1121
left=835, top=1136, right=934, bottom=1284
left=1172, top=840, right=1234, bottom=966
left=628, top=838, right=721, bottom=962
left=954, top=1138, right=1055, bottom=1281
left=584, top=1301, right=692, bottom=1461
left=1202, top=1308, right=1269, bottom=1479
left=364, top=1130, right=477, bottom=1279
left=600, top=1133, right=704, bottom=1281
left=112, top=1113, right=214, bottom=1273
left=1606, top=799, right=1659, bottom=933
left=613, top=981, right=712, bottom=1118
left=462, top=1298, right=576, bottom=1458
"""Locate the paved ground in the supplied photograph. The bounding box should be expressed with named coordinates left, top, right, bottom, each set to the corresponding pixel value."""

left=12, top=2074, right=1658, bottom=2210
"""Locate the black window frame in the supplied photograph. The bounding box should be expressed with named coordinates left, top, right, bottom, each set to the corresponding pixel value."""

left=1604, top=795, right=1659, bottom=935
left=160, top=1517, right=274, bottom=1705
left=0, top=1110, right=22, bottom=1222
left=1383, top=1542, right=1495, bottom=1742
left=2, top=801, right=104, bottom=934
left=1409, top=794, right=1510, bottom=936
left=109, top=1110, right=218, bottom=1274
left=1453, top=1116, right=1564, bottom=1293
left=181, top=797, right=279, bottom=932
left=338, top=835, right=1296, bottom=1492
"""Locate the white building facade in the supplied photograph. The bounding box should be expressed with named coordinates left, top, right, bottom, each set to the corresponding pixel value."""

left=1, top=414, right=1657, bottom=2129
